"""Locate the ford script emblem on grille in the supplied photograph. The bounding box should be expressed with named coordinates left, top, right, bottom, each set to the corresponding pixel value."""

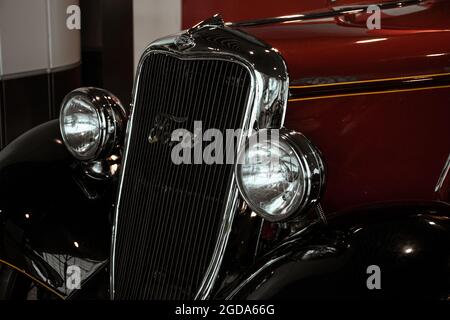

left=148, top=113, right=188, bottom=145
left=174, top=34, right=195, bottom=50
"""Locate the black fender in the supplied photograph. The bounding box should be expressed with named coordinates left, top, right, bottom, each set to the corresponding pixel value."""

left=225, top=202, right=450, bottom=299
left=0, top=120, right=115, bottom=299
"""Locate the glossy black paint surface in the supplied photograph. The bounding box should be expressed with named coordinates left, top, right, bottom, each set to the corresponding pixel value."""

left=0, top=120, right=114, bottom=299
left=1, top=121, right=449, bottom=300
left=212, top=204, right=264, bottom=296
left=223, top=202, right=450, bottom=299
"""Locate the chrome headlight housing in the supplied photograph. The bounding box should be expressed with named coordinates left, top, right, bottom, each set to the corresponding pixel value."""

left=236, top=129, right=325, bottom=222
left=60, top=87, right=126, bottom=161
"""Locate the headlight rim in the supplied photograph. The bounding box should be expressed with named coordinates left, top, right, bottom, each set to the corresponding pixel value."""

left=59, top=87, right=127, bottom=161
left=235, top=128, right=326, bottom=222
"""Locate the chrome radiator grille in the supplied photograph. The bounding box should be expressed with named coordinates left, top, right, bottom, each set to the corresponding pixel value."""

left=113, top=52, right=251, bottom=299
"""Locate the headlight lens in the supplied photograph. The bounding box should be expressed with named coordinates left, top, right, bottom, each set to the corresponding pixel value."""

left=236, top=129, right=325, bottom=222
left=61, top=95, right=101, bottom=159
left=60, top=87, right=126, bottom=161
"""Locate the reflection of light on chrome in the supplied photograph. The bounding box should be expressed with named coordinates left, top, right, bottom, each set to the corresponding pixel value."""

left=344, top=9, right=365, bottom=14
left=283, top=18, right=334, bottom=24
left=406, top=78, right=432, bottom=83
left=31, top=261, right=47, bottom=284
left=110, top=164, right=119, bottom=175
left=404, top=247, right=414, bottom=254
left=240, top=201, right=248, bottom=213
left=249, top=51, right=254, bottom=55
left=250, top=212, right=257, bottom=218
left=428, top=221, right=436, bottom=226
left=426, top=53, right=446, bottom=57
left=25, top=213, right=30, bottom=219
left=108, top=154, right=119, bottom=161
left=356, top=38, right=387, bottom=44
left=302, top=249, right=316, bottom=259
left=54, top=139, right=63, bottom=145
left=74, top=242, right=80, bottom=248
left=353, top=227, right=363, bottom=234
left=279, top=14, right=304, bottom=19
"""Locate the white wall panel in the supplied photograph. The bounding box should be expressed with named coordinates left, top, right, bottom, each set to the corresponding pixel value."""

left=0, top=0, right=81, bottom=78
left=0, top=0, right=49, bottom=76
left=0, top=24, right=3, bottom=76
left=133, top=0, right=181, bottom=70
left=48, top=0, right=81, bottom=69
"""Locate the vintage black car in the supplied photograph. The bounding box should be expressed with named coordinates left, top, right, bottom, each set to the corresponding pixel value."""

left=1, top=0, right=450, bottom=300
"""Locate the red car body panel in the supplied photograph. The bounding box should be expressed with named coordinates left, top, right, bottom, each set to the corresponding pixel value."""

left=234, top=0, right=450, bottom=213
left=182, top=0, right=418, bottom=29
left=182, top=0, right=329, bottom=29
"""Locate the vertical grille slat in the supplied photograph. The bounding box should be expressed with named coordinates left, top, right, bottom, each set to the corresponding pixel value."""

left=114, top=53, right=251, bottom=300
left=177, top=61, right=226, bottom=298
left=149, top=57, right=196, bottom=300
left=125, top=55, right=172, bottom=298
left=128, top=54, right=175, bottom=298
left=116, top=58, right=155, bottom=294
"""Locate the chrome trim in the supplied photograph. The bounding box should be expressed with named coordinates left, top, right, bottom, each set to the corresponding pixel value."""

left=225, top=253, right=289, bottom=300
left=196, top=187, right=240, bottom=299
left=227, top=0, right=423, bottom=27
left=59, top=87, right=127, bottom=161
left=435, top=152, right=450, bottom=193
left=225, top=222, right=316, bottom=299
left=235, top=129, right=326, bottom=222
left=110, top=16, right=289, bottom=299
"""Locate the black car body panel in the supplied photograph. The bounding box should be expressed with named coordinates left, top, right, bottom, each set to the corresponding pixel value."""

left=224, top=202, right=450, bottom=300
left=0, top=120, right=114, bottom=299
